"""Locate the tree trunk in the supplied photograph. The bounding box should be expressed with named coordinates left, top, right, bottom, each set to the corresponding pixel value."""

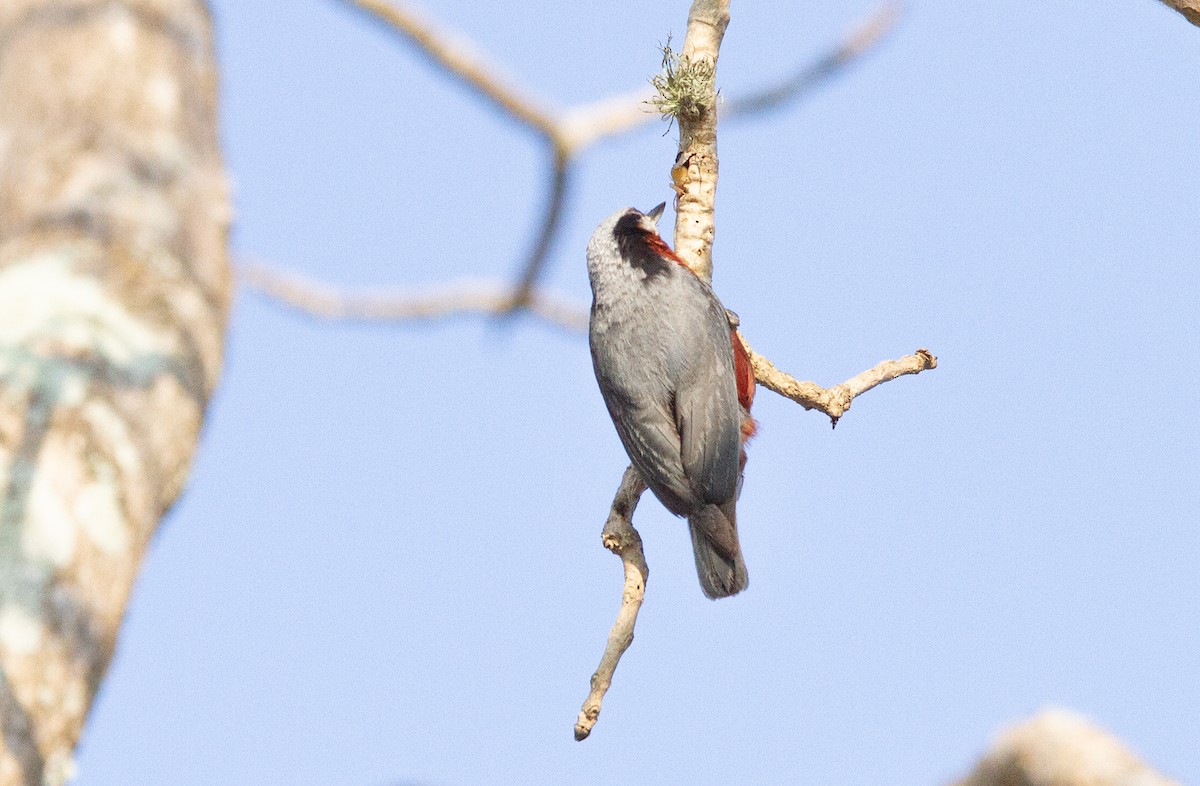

left=0, top=1, right=228, bottom=783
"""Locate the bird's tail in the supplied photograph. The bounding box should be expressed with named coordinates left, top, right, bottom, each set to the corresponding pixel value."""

left=687, top=501, right=748, bottom=600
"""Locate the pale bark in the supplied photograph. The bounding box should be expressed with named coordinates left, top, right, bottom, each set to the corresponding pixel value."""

left=671, top=0, right=729, bottom=283
left=573, top=466, right=647, bottom=741
left=0, top=1, right=229, bottom=783
left=747, top=344, right=937, bottom=426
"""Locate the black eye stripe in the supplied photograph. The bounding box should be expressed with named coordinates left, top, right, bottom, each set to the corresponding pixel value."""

left=614, top=212, right=671, bottom=280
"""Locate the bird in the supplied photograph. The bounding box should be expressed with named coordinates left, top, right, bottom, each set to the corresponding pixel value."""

left=586, top=202, right=756, bottom=599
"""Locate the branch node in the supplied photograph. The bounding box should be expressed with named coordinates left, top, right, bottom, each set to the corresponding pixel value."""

left=744, top=337, right=937, bottom=424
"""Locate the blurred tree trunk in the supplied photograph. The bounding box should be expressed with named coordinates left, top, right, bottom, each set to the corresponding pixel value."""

left=954, top=709, right=1180, bottom=786
left=0, top=1, right=229, bottom=783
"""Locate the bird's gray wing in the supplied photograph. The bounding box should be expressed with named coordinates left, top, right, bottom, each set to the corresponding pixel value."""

left=590, top=318, right=695, bottom=514
left=671, top=288, right=741, bottom=506
left=600, top=385, right=695, bottom=516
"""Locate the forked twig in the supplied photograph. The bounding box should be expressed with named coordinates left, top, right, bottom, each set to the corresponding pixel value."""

left=243, top=0, right=903, bottom=326
left=746, top=342, right=937, bottom=427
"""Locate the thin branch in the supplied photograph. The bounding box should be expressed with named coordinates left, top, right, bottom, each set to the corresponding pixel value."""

left=239, top=262, right=587, bottom=331
left=249, top=0, right=899, bottom=331
left=559, top=0, right=902, bottom=143
left=344, top=0, right=558, bottom=137
left=723, top=1, right=903, bottom=117
left=746, top=340, right=937, bottom=427
left=342, top=0, right=576, bottom=304
left=574, top=466, right=648, bottom=741
left=557, top=87, right=658, bottom=153
left=572, top=347, right=940, bottom=739
left=332, top=0, right=932, bottom=743
left=509, top=146, right=572, bottom=309
left=344, top=0, right=899, bottom=147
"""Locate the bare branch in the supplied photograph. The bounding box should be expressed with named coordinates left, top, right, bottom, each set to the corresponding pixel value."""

left=344, top=0, right=899, bottom=147
left=557, top=87, right=658, bottom=153
left=248, top=1, right=899, bottom=330
left=745, top=339, right=937, bottom=427
left=560, top=1, right=900, bottom=148
left=574, top=466, right=647, bottom=742
left=344, top=0, right=559, bottom=138
left=332, top=0, right=932, bottom=743
left=723, top=1, right=903, bottom=117
left=508, top=147, right=573, bottom=310
left=240, top=262, right=587, bottom=331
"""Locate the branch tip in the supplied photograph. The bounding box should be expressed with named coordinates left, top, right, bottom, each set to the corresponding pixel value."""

left=745, top=338, right=937, bottom=423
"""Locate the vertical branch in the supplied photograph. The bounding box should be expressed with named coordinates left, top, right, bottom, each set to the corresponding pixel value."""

left=577, top=0, right=732, bottom=742
left=0, top=1, right=229, bottom=782
left=671, top=0, right=730, bottom=282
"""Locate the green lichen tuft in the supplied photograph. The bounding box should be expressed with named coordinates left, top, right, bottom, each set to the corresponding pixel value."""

left=650, top=38, right=715, bottom=124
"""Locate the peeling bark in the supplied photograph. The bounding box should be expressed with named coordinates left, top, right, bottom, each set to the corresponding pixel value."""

left=0, top=1, right=228, bottom=782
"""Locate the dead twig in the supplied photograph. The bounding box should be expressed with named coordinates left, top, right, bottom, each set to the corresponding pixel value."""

left=574, top=466, right=648, bottom=741
left=745, top=341, right=937, bottom=427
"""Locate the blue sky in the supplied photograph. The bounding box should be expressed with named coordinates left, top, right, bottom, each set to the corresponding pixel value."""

left=76, top=1, right=1198, bottom=784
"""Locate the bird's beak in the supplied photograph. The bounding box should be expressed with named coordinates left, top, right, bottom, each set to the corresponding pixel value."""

left=645, top=202, right=666, bottom=223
